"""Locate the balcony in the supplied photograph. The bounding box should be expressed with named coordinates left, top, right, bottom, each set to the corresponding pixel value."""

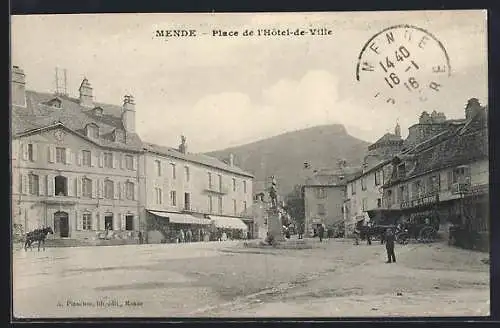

left=204, top=185, right=229, bottom=195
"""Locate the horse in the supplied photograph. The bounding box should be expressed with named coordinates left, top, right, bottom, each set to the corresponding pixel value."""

left=24, top=226, right=54, bottom=252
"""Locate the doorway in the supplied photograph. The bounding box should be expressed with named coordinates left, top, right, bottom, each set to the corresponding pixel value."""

left=54, top=211, right=69, bottom=238
left=105, top=215, right=113, bottom=230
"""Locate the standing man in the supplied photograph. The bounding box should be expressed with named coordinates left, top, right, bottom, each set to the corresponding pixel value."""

left=385, top=228, right=396, bottom=263
left=318, top=224, right=325, bottom=242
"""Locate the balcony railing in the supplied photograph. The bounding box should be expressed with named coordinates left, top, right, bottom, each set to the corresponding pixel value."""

left=451, top=182, right=471, bottom=194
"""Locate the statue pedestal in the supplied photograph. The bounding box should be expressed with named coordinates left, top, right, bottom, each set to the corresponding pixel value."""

left=266, top=208, right=285, bottom=242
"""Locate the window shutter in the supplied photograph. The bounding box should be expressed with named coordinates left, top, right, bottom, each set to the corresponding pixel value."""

left=99, top=152, right=104, bottom=167
left=113, top=214, right=120, bottom=230
left=76, top=211, right=82, bottom=231
left=99, top=212, right=106, bottom=231
left=38, top=175, right=45, bottom=196
left=48, top=145, right=55, bottom=163
left=133, top=157, right=137, bottom=170
left=120, top=182, right=125, bottom=200
left=121, top=214, right=126, bottom=230
left=67, top=177, right=74, bottom=197
left=76, top=177, right=81, bottom=197
left=134, top=183, right=138, bottom=201
left=20, top=174, right=26, bottom=194
left=66, top=148, right=72, bottom=165
left=32, top=144, right=38, bottom=162
left=91, top=211, right=97, bottom=230
left=91, top=153, right=96, bottom=167
left=113, top=182, right=119, bottom=199
left=76, top=151, right=81, bottom=166
left=447, top=170, right=453, bottom=189
left=96, top=179, right=101, bottom=198
left=46, top=175, right=54, bottom=196
left=22, top=143, right=28, bottom=161
left=90, top=179, right=96, bottom=199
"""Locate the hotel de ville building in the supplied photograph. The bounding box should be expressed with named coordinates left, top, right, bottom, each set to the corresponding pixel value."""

left=11, top=66, right=255, bottom=244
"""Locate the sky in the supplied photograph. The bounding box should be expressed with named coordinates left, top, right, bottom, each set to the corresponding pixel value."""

left=11, top=10, right=488, bottom=152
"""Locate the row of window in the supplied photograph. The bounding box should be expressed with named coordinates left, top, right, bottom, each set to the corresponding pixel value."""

left=151, top=188, right=249, bottom=215
left=77, top=212, right=134, bottom=231
left=20, top=173, right=137, bottom=200
left=208, top=195, right=248, bottom=215
left=350, top=168, right=388, bottom=195
left=208, top=172, right=248, bottom=193
left=21, top=144, right=250, bottom=192
left=21, top=143, right=137, bottom=170
left=386, top=166, right=472, bottom=204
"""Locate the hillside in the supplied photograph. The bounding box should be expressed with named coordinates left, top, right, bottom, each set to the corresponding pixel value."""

left=205, top=124, right=370, bottom=196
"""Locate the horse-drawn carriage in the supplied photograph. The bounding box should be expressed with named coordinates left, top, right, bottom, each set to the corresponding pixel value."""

left=364, top=209, right=440, bottom=244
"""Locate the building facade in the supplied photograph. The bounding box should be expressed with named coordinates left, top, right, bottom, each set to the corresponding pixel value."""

left=11, top=67, right=143, bottom=241
left=343, top=124, right=402, bottom=234
left=381, top=101, right=488, bottom=247
left=11, top=66, right=255, bottom=243
left=303, top=172, right=346, bottom=236
left=140, top=142, right=254, bottom=242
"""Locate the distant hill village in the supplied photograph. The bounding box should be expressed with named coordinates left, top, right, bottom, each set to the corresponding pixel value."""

left=302, top=98, right=488, bottom=248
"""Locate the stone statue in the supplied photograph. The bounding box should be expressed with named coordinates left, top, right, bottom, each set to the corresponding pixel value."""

left=269, top=176, right=278, bottom=209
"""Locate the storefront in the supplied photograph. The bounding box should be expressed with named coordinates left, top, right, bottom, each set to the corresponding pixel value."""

left=207, top=215, right=249, bottom=241
left=146, top=210, right=212, bottom=243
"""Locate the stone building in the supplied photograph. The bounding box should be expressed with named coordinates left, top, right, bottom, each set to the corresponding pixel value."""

left=11, top=67, right=143, bottom=241
left=303, top=170, right=347, bottom=237
left=11, top=65, right=255, bottom=243
left=343, top=123, right=402, bottom=234
left=141, top=141, right=254, bottom=243
left=382, top=101, right=488, bottom=248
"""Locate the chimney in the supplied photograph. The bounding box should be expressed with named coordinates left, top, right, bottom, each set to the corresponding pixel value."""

left=122, top=95, right=136, bottom=133
left=229, top=153, right=234, bottom=166
left=78, top=78, right=93, bottom=107
left=11, top=66, right=26, bottom=107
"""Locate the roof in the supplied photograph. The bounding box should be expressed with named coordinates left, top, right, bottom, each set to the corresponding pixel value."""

left=304, top=174, right=347, bottom=187
left=12, top=90, right=143, bottom=151
left=143, top=142, right=254, bottom=178
left=373, top=133, right=402, bottom=144
left=387, top=109, right=488, bottom=184
left=12, top=90, right=253, bottom=176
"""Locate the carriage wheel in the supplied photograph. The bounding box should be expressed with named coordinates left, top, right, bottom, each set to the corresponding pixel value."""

left=419, top=227, right=436, bottom=243
left=397, top=232, right=409, bottom=245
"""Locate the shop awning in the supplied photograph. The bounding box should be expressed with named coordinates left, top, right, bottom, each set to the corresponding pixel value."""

left=147, top=210, right=211, bottom=225
left=208, top=215, right=248, bottom=230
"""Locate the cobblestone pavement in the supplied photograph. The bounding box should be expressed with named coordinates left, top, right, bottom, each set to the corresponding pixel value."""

left=12, top=238, right=490, bottom=318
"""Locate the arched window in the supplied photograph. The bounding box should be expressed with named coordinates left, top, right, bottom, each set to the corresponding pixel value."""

left=104, top=179, right=114, bottom=199
left=55, top=175, right=68, bottom=196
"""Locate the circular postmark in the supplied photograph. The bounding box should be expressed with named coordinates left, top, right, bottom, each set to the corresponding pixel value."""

left=356, top=25, right=451, bottom=106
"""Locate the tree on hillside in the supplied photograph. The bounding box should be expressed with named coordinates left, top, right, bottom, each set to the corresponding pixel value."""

left=283, top=184, right=305, bottom=227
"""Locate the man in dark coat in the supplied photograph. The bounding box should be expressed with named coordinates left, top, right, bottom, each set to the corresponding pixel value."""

left=385, top=228, right=396, bottom=263
left=318, top=225, right=325, bottom=242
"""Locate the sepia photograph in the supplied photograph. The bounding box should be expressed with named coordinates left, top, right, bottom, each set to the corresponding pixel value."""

left=10, top=10, right=490, bottom=318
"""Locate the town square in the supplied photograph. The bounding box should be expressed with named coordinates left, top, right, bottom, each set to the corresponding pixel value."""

left=10, top=11, right=490, bottom=319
